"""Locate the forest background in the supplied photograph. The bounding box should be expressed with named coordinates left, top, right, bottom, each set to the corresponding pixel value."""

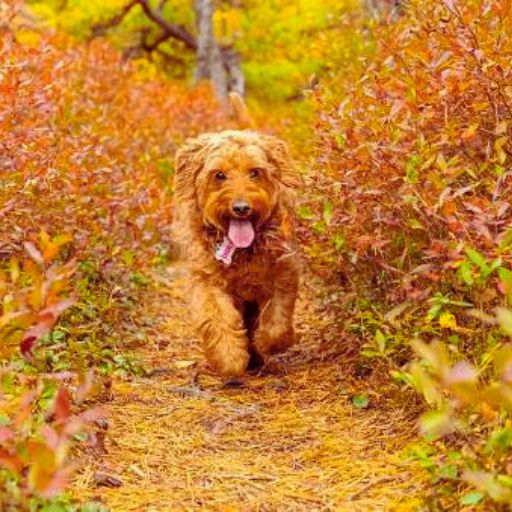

left=2, top=0, right=512, bottom=510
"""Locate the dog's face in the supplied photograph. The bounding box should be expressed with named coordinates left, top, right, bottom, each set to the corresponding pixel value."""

left=199, top=140, right=278, bottom=245
left=174, top=131, right=297, bottom=248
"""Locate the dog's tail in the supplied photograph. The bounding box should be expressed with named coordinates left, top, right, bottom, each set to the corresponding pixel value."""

left=229, top=92, right=255, bottom=130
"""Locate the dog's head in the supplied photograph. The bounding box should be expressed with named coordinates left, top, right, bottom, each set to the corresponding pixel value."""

left=174, top=130, right=298, bottom=248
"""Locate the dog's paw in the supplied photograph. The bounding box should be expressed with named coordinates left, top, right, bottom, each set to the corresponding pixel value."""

left=253, top=327, right=295, bottom=357
left=211, top=348, right=249, bottom=377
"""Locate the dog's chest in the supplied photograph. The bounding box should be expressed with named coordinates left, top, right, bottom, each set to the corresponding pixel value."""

left=223, top=255, right=275, bottom=301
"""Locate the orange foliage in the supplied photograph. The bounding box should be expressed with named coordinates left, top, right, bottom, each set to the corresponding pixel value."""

left=311, top=0, right=512, bottom=311
left=1, top=11, right=233, bottom=368
left=1, top=30, right=228, bottom=267
left=0, top=8, right=229, bottom=504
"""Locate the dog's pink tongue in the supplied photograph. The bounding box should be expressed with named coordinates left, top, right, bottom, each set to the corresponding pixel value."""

left=228, top=219, right=255, bottom=248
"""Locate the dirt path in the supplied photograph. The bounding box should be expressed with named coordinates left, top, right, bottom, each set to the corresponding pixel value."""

left=74, top=271, right=427, bottom=511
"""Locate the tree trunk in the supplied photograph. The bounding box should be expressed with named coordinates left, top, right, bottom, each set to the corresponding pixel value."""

left=194, top=0, right=245, bottom=100
left=362, top=0, right=403, bottom=20
left=222, top=46, right=244, bottom=97
left=194, top=0, right=229, bottom=100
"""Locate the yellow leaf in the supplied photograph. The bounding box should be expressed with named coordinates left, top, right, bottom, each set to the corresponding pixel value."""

left=173, top=360, right=197, bottom=369
left=496, top=121, right=508, bottom=135
left=213, top=8, right=242, bottom=45
left=436, top=153, right=448, bottom=172
left=15, top=30, right=42, bottom=48
left=495, top=136, right=508, bottom=165
left=439, top=312, right=457, bottom=329
left=461, top=123, right=479, bottom=140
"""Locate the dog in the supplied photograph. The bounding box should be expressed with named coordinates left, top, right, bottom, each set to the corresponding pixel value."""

left=171, top=96, right=300, bottom=377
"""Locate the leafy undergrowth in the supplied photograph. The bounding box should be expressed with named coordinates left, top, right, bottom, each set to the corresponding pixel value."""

left=0, top=371, right=104, bottom=512
left=306, top=0, right=512, bottom=507
left=4, top=0, right=512, bottom=509
left=72, top=271, right=428, bottom=511
left=2, top=14, right=228, bottom=372
left=1, top=4, right=231, bottom=507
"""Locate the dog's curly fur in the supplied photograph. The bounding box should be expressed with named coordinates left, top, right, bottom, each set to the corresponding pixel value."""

left=172, top=129, right=300, bottom=377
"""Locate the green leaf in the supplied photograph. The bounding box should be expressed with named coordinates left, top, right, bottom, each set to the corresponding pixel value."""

left=352, top=394, right=369, bottom=409
left=498, top=267, right=512, bottom=282
left=390, top=370, right=413, bottom=385
left=460, top=491, right=484, bottom=506
left=406, top=154, right=421, bottom=184
left=335, top=134, right=345, bottom=149
left=497, top=308, right=512, bottom=336
left=312, top=221, right=326, bottom=235
left=465, top=247, right=488, bottom=272
left=481, top=258, right=502, bottom=280
left=497, top=474, right=512, bottom=488
left=39, top=505, right=67, bottom=512
left=408, top=218, right=425, bottom=230
left=375, top=329, right=386, bottom=354
left=157, top=158, right=175, bottom=181
left=419, top=409, right=454, bottom=439
left=331, top=232, right=345, bottom=252
left=486, top=428, right=512, bottom=453
left=459, top=261, right=474, bottom=286
left=130, top=272, right=150, bottom=286
left=495, top=164, right=505, bottom=177
left=123, top=250, right=135, bottom=266
left=498, top=267, right=512, bottom=299
left=0, top=413, right=10, bottom=427
left=499, top=229, right=512, bottom=250
left=323, top=201, right=333, bottom=226
left=427, top=303, right=443, bottom=320
left=439, top=463, right=458, bottom=480
left=297, top=205, right=314, bottom=220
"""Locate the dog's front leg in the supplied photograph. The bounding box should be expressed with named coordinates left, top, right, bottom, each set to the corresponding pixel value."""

left=253, top=261, right=299, bottom=359
left=192, top=285, right=249, bottom=377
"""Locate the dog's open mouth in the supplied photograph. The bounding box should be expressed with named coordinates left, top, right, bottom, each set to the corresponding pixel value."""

left=228, top=219, right=255, bottom=248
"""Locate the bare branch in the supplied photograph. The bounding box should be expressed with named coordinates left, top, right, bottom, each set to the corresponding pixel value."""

left=137, top=0, right=197, bottom=50
left=157, top=0, right=168, bottom=12
left=91, top=0, right=137, bottom=37
left=154, top=49, right=187, bottom=72
left=143, top=30, right=174, bottom=52
left=91, top=0, right=197, bottom=52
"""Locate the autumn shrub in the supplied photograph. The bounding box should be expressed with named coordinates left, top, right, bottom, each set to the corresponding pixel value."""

left=307, top=0, right=512, bottom=506
left=0, top=242, right=105, bottom=509
left=0, top=369, right=105, bottom=511
left=1, top=6, right=229, bottom=371
left=404, top=311, right=512, bottom=508
left=309, top=0, right=512, bottom=354
left=1, top=3, right=229, bottom=504
left=28, top=0, right=364, bottom=103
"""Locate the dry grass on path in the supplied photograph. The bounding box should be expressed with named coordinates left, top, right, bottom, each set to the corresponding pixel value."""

left=74, top=272, right=427, bottom=511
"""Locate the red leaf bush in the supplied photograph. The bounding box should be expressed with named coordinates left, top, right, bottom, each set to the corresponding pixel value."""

left=309, top=0, right=512, bottom=506
left=312, top=0, right=512, bottom=327
left=0, top=369, right=104, bottom=509
left=1, top=6, right=230, bottom=369
left=0, top=3, right=229, bottom=505
left=0, top=238, right=101, bottom=507
left=1, top=28, right=227, bottom=265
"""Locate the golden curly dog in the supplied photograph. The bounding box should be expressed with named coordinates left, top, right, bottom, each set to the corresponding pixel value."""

left=171, top=122, right=300, bottom=378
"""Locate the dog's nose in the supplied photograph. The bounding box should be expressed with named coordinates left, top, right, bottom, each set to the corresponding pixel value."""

left=232, top=200, right=251, bottom=216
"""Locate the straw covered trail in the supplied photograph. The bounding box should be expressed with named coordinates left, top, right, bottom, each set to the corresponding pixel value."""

left=74, top=270, right=428, bottom=511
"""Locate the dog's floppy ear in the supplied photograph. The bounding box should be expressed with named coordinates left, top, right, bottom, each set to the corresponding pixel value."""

left=261, top=135, right=301, bottom=189
left=174, top=135, right=211, bottom=200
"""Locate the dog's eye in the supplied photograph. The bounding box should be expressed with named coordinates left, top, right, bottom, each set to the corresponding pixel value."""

left=214, top=171, right=227, bottom=181
left=249, top=168, right=262, bottom=179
